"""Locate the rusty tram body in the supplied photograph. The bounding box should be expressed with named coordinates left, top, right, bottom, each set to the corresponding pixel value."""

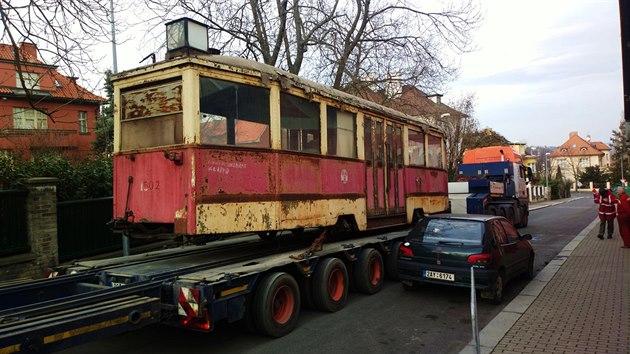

left=112, top=54, right=448, bottom=239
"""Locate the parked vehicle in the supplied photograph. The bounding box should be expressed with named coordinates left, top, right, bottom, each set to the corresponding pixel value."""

left=397, top=214, right=534, bottom=304
left=448, top=146, right=532, bottom=227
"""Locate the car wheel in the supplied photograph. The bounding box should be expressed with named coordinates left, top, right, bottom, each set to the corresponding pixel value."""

left=401, top=280, right=420, bottom=291
left=489, top=272, right=505, bottom=305
left=523, top=254, right=535, bottom=280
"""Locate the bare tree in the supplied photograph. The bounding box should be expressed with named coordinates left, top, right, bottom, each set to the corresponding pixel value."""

left=442, top=92, right=478, bottom=180
left=140, top=0, right=480, bottom=92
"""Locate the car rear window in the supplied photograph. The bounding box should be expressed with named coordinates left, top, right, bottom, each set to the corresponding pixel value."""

left=409, top=219, right=484, bottom=246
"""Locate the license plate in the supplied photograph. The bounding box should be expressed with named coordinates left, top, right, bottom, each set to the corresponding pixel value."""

left=423, top=270, right=455, bottom=282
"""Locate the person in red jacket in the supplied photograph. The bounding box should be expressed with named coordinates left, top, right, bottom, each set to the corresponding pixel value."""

left=615, top=186, right=630, bottom=248
left=593, top=187, right=617, bottom=239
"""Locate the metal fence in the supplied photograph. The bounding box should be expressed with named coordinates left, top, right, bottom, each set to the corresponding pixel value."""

left=0, top=189, right=29, bottom=257
left=57, top=197, right=122, bottom=262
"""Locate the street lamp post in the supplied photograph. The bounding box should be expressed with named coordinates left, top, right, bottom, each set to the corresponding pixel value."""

left=545, top=153, right=550, bottom=187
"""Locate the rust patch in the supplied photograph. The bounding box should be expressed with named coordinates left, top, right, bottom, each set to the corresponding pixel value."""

left=198, top=193, right=363, bottom=204
left=174, top=208, right=188, bottom=234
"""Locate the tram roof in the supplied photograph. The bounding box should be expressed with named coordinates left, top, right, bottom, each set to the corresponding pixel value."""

left=113, top=54, right=443, bottom=134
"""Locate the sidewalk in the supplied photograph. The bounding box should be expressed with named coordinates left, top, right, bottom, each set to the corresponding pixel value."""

left=461, top=200, right=630, bottom=354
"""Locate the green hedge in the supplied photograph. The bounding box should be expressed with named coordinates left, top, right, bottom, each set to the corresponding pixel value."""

left=0, top=153, right=112, bottom=201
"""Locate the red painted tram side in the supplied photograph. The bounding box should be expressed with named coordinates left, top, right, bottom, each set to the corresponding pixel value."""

left=111, top=55, right=448, bottom=238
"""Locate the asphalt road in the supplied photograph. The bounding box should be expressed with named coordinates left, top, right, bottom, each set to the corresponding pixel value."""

left=61, top=193, right=596, bottom=354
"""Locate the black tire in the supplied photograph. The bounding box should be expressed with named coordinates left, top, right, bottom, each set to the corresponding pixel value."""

left=489, top=271, right=505, bottom=305
left=521, top=210, right=529, bottom=227
left=313, top=258, right=349, bottom=312
left=486, top=205, right=497, bottom=215
left=385, top=241, right=402, bottom=281
left=401, top=280, right=421, bottom=291
left=353, top=248, right=385, bottom=294
left=504, top=206, right=515, bottom=225
left=253, top=272, right=300, bottom=337
left=523, top=253, right=535, bottom=280
left=257, top=231, right=278, bottom=241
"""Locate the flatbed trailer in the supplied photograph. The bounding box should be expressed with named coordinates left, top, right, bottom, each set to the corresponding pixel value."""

left=0, top=229, right=406, bottom=353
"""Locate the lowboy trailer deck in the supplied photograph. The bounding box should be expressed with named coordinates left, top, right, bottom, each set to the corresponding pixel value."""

left=0, top=229, right=406, bottom=353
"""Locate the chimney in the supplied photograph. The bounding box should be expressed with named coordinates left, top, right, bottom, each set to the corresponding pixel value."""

left=569, top=131, right=578, bottom=138
left=18, top=42, right=38, bottom=60
left=427, top=93, right=443, bottom=105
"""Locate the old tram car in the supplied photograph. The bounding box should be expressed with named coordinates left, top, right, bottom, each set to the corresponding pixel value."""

left=112, top=55, right=448, bottom=240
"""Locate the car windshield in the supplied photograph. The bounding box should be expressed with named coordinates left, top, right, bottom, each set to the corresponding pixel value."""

left=410, top=218, right=484, bottom=246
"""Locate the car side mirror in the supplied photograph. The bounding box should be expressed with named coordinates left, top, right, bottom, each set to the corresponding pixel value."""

left=520, top=234, right=532, bottom=240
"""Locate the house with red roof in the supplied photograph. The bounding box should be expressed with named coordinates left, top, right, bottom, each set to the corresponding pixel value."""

left=548, top=131, right=611, bottom=188
left=0, top=42, right=106, bottom=159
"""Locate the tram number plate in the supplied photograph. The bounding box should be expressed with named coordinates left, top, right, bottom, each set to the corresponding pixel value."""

left=423, top=270, right=454, bottom=282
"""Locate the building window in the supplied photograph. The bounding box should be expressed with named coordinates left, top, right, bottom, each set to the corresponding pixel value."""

left=327, top=107, right=356, bottom=158
left=408, top=129, right=425, bottom=166
left=280, top=93, right=320, bottom=154
left=16, top=72, right=40, bottom=90
left=579, top=157, right=588, bottom=167
left=78, top=111, right=88, bottom=133
left=558, top=159, right=567, bottom=168
left=13, top=107, right=47, bottom=129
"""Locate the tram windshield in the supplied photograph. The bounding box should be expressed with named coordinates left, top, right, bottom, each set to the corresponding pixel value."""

left=120, top=80, right=183, bottom=150
left=199, top=77, right=271, bottom=148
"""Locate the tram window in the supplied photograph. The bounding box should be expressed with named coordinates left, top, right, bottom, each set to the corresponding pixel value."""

left=375, top=121, right=383, bottom=166
left=408, top=129, right=425, bottom=166
left=199, top=77, right=270, bottom=147
left=427, top=135, right=443, bottom=168
left=120, top=80, right=183, bottom=150
left=280, top=93, right=320, bottom=154
left=327, top=107, right=356, bottom=158
left=364, top=118, right=373, bottom=165
left=395, top=126, right=403, bottom=167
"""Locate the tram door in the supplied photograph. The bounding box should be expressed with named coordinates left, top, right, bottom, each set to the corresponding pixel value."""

left=364, top=118, right=405, bottom=216
left=386, top=123, right=405, bottom=214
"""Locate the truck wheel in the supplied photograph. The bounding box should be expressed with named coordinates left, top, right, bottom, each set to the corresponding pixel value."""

left=253, top=272, right=300, bottom=337
left=385, top=241, right=402, bottom=280
left=257, top=231, right=278, bottom=241
left=521, top=210, right=529, bottom=227
left=486, top=206, right=497, bottom=215
left=504, top=206, right=515, bottom=225
left=313, top=258, right=349, bottom=312
left=353, top=248, right=384, bottom=294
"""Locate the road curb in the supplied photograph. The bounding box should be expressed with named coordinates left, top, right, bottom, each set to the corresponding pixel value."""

left=458, top=216, right=599, bottom=354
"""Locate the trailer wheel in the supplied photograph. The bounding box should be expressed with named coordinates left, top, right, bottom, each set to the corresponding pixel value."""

left=385, top=241, right=402, bottom=280
left=253, top=272, right=300, bottom=337
left=313, top=258, right=349, bottom=312
left=257, top=231, right=278, bottom=241
left=353, top=248, right=384, bottom=294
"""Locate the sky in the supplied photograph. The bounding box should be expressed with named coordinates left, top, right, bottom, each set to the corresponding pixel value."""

left=447, top=0, right=623, bottom=147
left=106, top=0, right=623, bottom=148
